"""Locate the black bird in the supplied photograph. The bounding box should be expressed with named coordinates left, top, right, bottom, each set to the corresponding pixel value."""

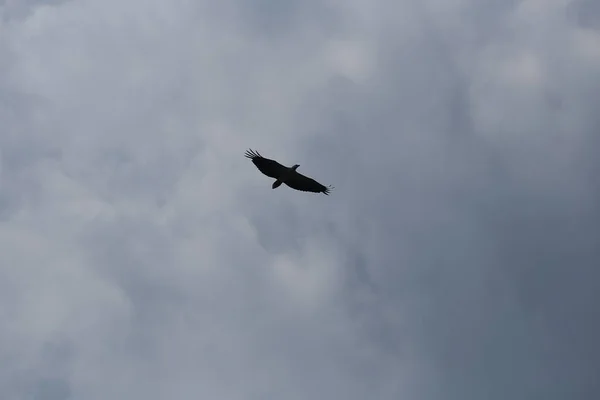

left=245, top=149, right=334, bottom=195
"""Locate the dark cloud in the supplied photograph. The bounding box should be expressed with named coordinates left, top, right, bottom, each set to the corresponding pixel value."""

left=233, top=0, right=340, bottom=37
left=293, top=2, right=600, bottom=398
left=1, top=0, right=70, bottom=21
left=568, top=0, right=600, bottom=30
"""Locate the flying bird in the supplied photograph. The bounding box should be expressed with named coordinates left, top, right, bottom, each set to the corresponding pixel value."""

left=245, top=149, right=334, bottom=195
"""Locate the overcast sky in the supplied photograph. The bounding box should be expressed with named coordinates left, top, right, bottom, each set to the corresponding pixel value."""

left=1, top=0, right=599, bottom=399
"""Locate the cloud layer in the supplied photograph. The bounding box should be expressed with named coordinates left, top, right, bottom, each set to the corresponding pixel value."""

left=1, top=0, right=599, bottom=399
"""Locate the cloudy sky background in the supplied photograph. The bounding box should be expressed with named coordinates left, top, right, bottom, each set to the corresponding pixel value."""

left=1, top=0, right=599, bottom=399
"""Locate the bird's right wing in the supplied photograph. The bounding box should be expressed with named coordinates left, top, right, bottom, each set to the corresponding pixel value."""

left=245, top=149, right=288, bottom=179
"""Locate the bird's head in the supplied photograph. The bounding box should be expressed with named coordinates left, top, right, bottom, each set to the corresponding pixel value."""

left=292, top=164, right=300, bottom=170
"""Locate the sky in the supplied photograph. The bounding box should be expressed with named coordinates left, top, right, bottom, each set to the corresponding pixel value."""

left=1, top=0, right=599, bottom=399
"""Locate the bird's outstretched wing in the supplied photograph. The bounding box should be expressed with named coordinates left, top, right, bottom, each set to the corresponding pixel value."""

left=284, top=171, right=334, bottom=195
left=245, top=149, right=288, bottom=179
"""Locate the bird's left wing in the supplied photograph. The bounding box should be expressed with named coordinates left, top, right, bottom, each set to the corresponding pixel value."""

left=285, top=171, right=333, bottom=195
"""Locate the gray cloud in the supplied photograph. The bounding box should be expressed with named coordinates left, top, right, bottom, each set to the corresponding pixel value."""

left=1, top=0, right=599, bottom=399
left=569, top=0, right=600, bottom=31
left=0, top=0, right=69, bottom=22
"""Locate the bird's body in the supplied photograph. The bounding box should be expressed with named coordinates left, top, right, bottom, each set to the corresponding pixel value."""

left=245, top=149, right=333, bottom=195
